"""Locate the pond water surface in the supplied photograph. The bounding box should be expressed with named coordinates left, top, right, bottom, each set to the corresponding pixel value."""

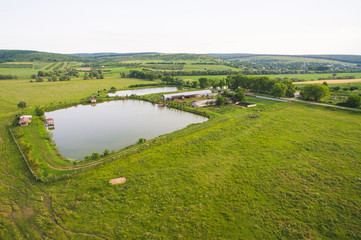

left=45, top=100, right=207, bottom=160
left=108, top=87, right=178, bottom=97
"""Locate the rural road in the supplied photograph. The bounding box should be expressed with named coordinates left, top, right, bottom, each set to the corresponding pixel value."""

left=284, top=98, right=361, bottom=112
left=251, top=93, right=361, bottom=112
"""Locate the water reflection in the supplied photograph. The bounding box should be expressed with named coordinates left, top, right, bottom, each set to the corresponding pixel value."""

left=45, top=100, right=207, bottom=160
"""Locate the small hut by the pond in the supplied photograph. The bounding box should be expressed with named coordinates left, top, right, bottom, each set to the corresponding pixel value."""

left=19, top=115, right=32, bottom=126
left=90, top=98, right=97, bottom=103
left=47, top=118, right=55, bottom=129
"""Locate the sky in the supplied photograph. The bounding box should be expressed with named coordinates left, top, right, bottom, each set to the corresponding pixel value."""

left=0, top=0, right=361, bottom=55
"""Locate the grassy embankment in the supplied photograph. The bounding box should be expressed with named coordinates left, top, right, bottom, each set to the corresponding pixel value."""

left=0, top=65, right=360, bottom=239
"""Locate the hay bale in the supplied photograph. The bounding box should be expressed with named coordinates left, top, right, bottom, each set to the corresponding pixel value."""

left=109, top=177, right=126, bottom=185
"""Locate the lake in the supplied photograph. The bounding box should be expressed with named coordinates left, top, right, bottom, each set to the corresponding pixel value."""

left=108, top=87, right=178, bottom=97
left=45, top=100, right=207, bottom=160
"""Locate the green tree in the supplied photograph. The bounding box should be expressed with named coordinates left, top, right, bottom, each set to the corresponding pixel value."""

left=215, top=96, right=227, bottom=106
left=37, top=71, right=45, bottom=77
left=272, top=82, right=287, bottom=97
left=199, top=78, right=210, bottom=89
left=176, top=79, right=185, bottom=87
left=232, top=88, right=245, bottom=102
left=84, top=72, right=89, bottom=80
left=301, top=84, right=330, bottom=101
left=344, top=95, right=361, bottom=108
left=17, top=101, right=26, bottom=109
left=282, top=79, right=296, bottom=97
left=218, top=79, right=226, bottom=89
left=191, top=80, right=199, bottom=88
left=34, top=106, right=44, bottom=116
left=91, top=152, right=100, bottom=160
left=103, top=149, right=110, bottom=156
left=137, top=138, right=146, bottom=144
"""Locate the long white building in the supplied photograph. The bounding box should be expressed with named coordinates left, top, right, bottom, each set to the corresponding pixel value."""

left=162, top=90, right=212, bottom=100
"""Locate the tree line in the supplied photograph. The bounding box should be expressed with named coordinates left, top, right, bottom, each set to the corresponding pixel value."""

left=0, top=74, right=18, bottom=80
left=30, top=69, right=79, bottom=82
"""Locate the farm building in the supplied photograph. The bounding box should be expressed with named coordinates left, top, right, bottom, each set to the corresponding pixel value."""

left=90, top=98, right=96, bottom=103
left=192, top=99, right=216, bottom=107
left=162, top=90, right=212, bottom=101
left=19, top=115, right=32, bottom=126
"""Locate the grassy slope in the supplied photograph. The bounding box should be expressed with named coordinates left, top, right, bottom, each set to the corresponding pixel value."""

left=0, top=67, right=361, bottom=239
left=47, top=103, right=361, bottom=239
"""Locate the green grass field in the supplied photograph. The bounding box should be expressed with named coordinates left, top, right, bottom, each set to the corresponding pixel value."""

left=230, top=55, right=356, bottom=64
left=266, top=72, right=361, bottom=81
left=0, top=65, right=361, bottom=239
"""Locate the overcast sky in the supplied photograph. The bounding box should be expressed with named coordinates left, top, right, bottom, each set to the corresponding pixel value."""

left=1, top=0, right=360, bottom=54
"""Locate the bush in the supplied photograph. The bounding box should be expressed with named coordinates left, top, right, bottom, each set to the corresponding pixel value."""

left=344, top=95, right=361, bottom=108
left=231, top=88, right=245, bottom=102
left=216, top=96, right=227, bottom=106
left=17, top=101, right=27, bottom=109
left=35, top=106, right=44, bottom=116
left=137, top=138, right=146, bottom=144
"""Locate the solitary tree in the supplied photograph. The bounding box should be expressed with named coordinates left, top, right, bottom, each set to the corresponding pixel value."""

left=301, top=84, right=330, bottom=101
left=17, top=101, right=26, bottom=109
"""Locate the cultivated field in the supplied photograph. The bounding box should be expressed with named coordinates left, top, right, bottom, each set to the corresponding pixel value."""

left=294, top=78, right=361, bottom=84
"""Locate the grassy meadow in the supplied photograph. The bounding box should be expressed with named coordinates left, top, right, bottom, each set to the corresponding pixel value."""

left=0, top=61, right=361, bottom=239
left=265, top=72, right=361, bottom=81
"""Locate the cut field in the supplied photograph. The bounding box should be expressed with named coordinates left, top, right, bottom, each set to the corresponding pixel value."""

left=231, top=55, right=355, bottom=64
left=294, top=78, right=361, bottom=84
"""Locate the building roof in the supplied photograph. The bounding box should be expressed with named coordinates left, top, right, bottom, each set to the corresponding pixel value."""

left=162, top=90, right=212, bottom=99
left=192, top=99, right=216, bottom=107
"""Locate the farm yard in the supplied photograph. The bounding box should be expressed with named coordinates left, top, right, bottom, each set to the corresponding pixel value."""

left=0, top=50, right=361, bottom=239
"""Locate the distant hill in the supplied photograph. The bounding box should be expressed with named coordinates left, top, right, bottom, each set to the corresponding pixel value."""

left=0, top=50, right=80, bottom=63
left=69, top=52, right=158, bottom=58
left=300, top=55, right=361, bottom=64
left=72, top=53, right=219, bottom=62
left=206, top=53, right=361, bottom=64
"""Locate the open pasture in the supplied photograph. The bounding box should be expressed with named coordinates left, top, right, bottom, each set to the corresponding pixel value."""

left=1, top=96, right=361, bottom=239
